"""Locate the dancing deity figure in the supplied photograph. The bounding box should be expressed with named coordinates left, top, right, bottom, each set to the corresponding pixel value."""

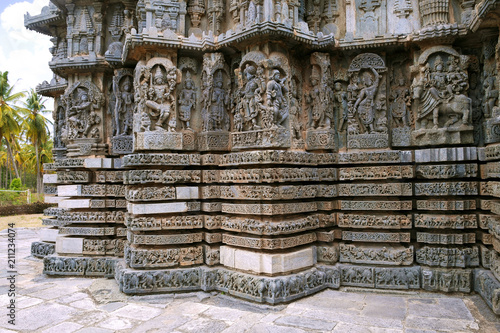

left=353, top=67, right=380, bottom=133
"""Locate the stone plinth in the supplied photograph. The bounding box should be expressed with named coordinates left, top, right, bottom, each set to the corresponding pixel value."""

left=220, top=246, right=317, bottom=275
left=135, top=131, right=184, bottom=150
left=111, top=135, right=134, bottom=154
left=347, top=133, right=389, bottom=149
left=305, top=129, right=337, bottom=150
left=411, top=126, right=474, bottom=146
left=55, top=236, right=84, bottom=255
left=231, top=128, right=290, bottom=150
left=198, top=131, right=230, bottom=151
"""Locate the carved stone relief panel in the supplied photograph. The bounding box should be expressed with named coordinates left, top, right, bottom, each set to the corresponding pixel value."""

left=232, top=50, right=291, bottom=149
left=305, top=52, right=336, bottom=150
left=345, top=52, right=388, bottom=149
left=134, top=56, right=188, bottom=151
left=199, top=52, right=231, bottom=151
left=61, top=80, right=106, bottom=156
left=410, top=46, right=473, bottom=146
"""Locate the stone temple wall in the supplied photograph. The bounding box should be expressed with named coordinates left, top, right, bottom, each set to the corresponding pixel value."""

left=25, top=0, right=500, bottom=311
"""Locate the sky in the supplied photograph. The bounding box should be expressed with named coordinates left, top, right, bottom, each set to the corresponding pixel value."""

left=0, top=0, right=54, bottom=104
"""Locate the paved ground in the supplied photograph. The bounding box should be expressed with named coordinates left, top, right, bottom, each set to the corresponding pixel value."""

left=1, top=228, right=500, bottom=333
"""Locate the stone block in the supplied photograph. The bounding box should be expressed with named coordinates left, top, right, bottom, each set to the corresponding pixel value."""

left=135, top=131, right=184, bottom=150
left=220, top=246, right=316, bottom=275
left=55, top=236, right=84, bottom=255
left=340, top=243, right=413, bottom=265
left=474, top=269, right=500, bottom=314
left=416, top=246, right=479, bottom=268
left=317, top=243, right=339, bottom=264
left=43, top=173, right=58, bottom=184
left=176, top=186, right=199, bottom=199
left=415, top=147, right=477, bottom=163
left=197, top=131, right=230, bottom=151
left=128, top=202, right=197, bottom=215
left=84, top=158, right=114, bottom=169
left=59, top=199, right=91, bottom=209
left=422, top=267, right=473, bottom=292
left=31, top=241, right=55, bottom=258
left=40, top=228, right=59, bottom=243
left=57, top=185, right=82, bottom=197
left=44, top=196, right=69, bottom=204
left=479, top=244, right=493, bottom=268
left=411, top=127, right=474, bottom=146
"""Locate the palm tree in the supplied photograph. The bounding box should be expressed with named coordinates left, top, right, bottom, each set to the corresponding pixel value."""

left=22, top=89, right=52, bottom=199
left=0, top=71, right=24, bottom=180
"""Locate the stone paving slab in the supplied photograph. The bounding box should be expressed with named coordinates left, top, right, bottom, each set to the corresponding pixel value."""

left=0, top=229, right=500, bottom=332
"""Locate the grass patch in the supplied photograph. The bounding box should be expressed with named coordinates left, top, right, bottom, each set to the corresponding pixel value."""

left=0, top=214, right=44, bottom=231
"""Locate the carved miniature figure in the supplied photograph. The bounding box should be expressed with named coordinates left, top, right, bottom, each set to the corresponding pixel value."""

left=208, top=71, right=230, bottom=131
left=266, top=69, right=288, bottom=128
left=113, top=76, right=134, bottom=136
left=389, top=70, right=410, bottom=127
left=307, top=68, right=331, bottom=129
left=145, top=66, right=177, bottom=131
left=335, top=81, right=349, bottom=131
left=289, top=78, right=302, bottom=140
left=483, top=75, right=498, bottom=118
left=178, top=72, right=196, bottom=130
left=241, top=65, right=263, bottom=130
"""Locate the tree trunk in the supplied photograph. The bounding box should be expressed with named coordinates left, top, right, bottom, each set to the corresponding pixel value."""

left=35, top=143, right=41, bottom=201
left=5, top=139, right=20, bottom=179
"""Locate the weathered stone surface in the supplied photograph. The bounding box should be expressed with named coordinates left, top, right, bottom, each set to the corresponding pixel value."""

left=220, top=246, right=316, bottom=275
left=125, top=245, right=203, bottom=268
left=338, top=165, right=413, bottom=180
left=127, top=202, right=200, bottom=215
left=422, top=267, right=473, bottom=293
left=343, top=231, right=410, bottom=243
left=415, top=147, right=477, bottom=163
left=474, top=269, right=500, bottom=314
left=338, top=183, right=412, bottom=196
left=414, top=182, right=478, bottom=196
left=222, top=233, right=317, bottom=250
left=338, top=213, right=411, bottom=229
left=414, top=214, right=477, bottom=229
left=340, top=244, right=413, bottom=265
left=416, top=246, right=480, bottom=268
left=221, top=202, right=318, bottom=215
left=416, top=232, right=476, bottom=245
left=55, top=236, right=84, bottom=255
left=31, top=241, right=55, bottom=258
left=416, top=164, right=477, bottom=179
left=340, top=265, right=420, bottom=289
left=128, top=233, right=203, bottom=245
left=339, top=201, right=412, bottom=211
left=416, top=200, right=476, bottom=210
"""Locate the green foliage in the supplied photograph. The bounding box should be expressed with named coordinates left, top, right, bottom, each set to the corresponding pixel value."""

left=9, top=177, right=21, bottom=190
left=0, top=72, right=53, bottom=192
left=0, top=191, right=22, bottom=206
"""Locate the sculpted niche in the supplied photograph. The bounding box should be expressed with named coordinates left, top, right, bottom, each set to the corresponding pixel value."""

left=344, top=53, right=388, bottom=149
left=60, top=80, right=105, bottom=156
left=232, top=50, right=291, bottom=149
left=410, top=46, right=473, bottom=146
left=134, top=56, right=187, bottom=151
